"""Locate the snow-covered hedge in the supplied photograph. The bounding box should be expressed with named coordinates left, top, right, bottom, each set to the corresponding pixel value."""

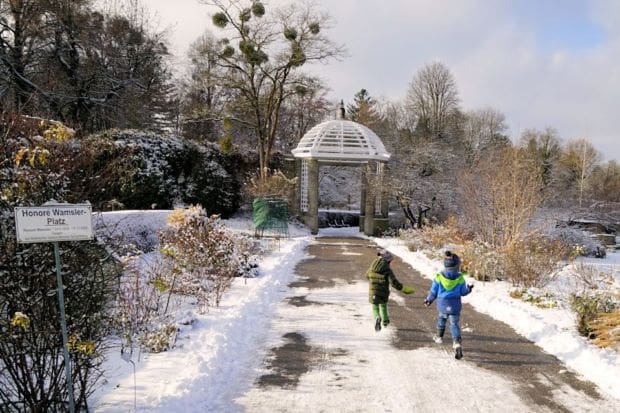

left=80, top=130, right=242, bottom=216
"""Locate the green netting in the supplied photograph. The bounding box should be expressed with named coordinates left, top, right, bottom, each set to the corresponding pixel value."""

left=253, top=198, right=289, bottom=238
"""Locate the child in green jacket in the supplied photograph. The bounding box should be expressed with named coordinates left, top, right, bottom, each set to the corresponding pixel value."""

left=366, top=249, right=414, bottom=331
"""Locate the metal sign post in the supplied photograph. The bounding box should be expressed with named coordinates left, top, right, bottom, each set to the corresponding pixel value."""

left=14, top=203, right=93, bottom=413
left=53, top=241, right=75, bottom=413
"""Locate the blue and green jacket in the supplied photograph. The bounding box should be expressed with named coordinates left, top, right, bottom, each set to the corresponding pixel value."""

left=425, top=269, right=471, bottom=315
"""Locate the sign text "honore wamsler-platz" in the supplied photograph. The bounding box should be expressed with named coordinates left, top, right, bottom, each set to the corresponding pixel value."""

left=15, top=204, right=93, bottom=243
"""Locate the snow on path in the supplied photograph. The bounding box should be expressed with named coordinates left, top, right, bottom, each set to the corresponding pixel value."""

left=235, top=277, right=534, bottom=413
left=93, top=236, right=312, bottom=412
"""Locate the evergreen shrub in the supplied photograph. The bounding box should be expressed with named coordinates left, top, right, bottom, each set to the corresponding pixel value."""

left=80, top=130, right=242, bottom=216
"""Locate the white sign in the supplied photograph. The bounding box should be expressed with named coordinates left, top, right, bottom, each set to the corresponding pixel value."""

left=15, top=204, right=93, bottom=243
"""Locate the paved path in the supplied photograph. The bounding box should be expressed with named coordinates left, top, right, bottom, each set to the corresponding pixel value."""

left=237, top=236, right=618, bottom=412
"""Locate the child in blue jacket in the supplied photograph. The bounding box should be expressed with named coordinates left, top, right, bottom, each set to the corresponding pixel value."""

left=423, top=251, right=474, bottom=359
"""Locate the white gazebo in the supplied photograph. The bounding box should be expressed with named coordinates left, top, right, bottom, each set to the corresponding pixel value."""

left=291, top=104, right=391, bottom=235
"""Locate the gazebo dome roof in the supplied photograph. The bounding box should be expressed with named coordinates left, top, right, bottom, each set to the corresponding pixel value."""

left=291, top=119, right=390, bottom=162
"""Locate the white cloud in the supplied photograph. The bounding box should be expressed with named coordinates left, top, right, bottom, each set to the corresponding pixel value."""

left=148, top=0, right=620, bottom=161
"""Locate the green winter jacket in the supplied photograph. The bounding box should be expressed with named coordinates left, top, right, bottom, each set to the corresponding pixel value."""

left=366, top=257, right=404, bottom=304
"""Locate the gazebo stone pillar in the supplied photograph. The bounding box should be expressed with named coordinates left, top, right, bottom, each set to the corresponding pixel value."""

left=363, top=162, right=375, bottom=236
left=359, top=168, right=366, bottom=232
left=362, top=161, right=390, bottom=236
left=381, top=185, right=389, bottom=219
left=373, top=162, right=390, bottom=235
left=305, top=158, right=319, bottom=234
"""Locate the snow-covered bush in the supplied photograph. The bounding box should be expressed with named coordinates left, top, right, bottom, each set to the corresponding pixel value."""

left=421, top=216, right=468, bottom=248
left=113, top=255, right=171, bottom=352
left=398, top=228, right=429, bottom=252
left=509, top=289, right=558, bottom=309
left=571, top=262, right=617, bottom=290
left=399, top=221, right=509, bottom=281
left=158, top=206, right=259, bottom=310
left=79, top=130, right=241, bottom=216
left=140, top=323, right=178, bottom=353
left=547, top=226, right=606, bottom=258
left=399, top=222, right=568, bottom=286
left=570, top=293, right=619, bottom=340
left=111, top=209, right=261, bottom=355
left=461, top=240, right=506, bottom=281
left=101, top=222, right=158, bottom=255
left=501, top=236, right=570, bottom=288
left=93, top=211, right=170, bottom=256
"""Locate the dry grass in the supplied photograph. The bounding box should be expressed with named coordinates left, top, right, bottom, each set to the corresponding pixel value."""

left=590, top=310, right=620, bottom=350
left=502, top=236, right=571, bottom=288
left=421, top=216, right=469, bottom=249
left=245, top=169, right=297, bottom=202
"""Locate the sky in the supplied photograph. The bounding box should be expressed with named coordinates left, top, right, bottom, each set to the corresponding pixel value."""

left=89, top=211, right=620, bottom=411
left=147, top=0, right=620, bottom=162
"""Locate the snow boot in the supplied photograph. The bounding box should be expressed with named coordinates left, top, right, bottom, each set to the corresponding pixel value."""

left=433, top=328, right=444, bottom=344
left=383, top=319, right=390, bottom=328
left=453, top=338, right=463, bottom=359
left=375, top=317, right=382, bottom=332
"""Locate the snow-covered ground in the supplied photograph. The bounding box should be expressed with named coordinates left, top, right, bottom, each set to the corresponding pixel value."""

left=89, top=212, right=620, bottom=412
left=374, top=236, right=620, bottom=400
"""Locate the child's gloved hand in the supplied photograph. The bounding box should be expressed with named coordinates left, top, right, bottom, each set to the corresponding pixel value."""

left=401, top=286, right=415, bottom=294
left=423, top=299, right=431, bottom=307
left=468, top=284, right=474, bottom=292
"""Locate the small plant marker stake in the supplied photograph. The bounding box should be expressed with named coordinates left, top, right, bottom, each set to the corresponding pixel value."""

left=54, top=241, right=75, bottom=413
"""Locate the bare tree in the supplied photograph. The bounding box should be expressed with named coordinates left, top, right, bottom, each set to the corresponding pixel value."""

left=462, top=107, right=510, bottom=162
left=180, top=30, right=229, bottom=142
left=377, top=95, right=464, bottom=226
left=405, top=61, right=460, bottom=139
left=201, top=0, right=345, bottom=179
left=589, top=160, right=620, bottom=203
left=0, top=0, right=174, bottom=131
left=275, top=76, right=331, bottom=153
left=556, top=138, right=601, bottom=207
left=0, top=0, right=50, bottom=112
left=519, top=127, right=562, bottom=188
left=48, top=1, right=175, bottom=130
left=374, top=98, right=417, bottom=155
left=459, top=147, right=544, bottom=248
